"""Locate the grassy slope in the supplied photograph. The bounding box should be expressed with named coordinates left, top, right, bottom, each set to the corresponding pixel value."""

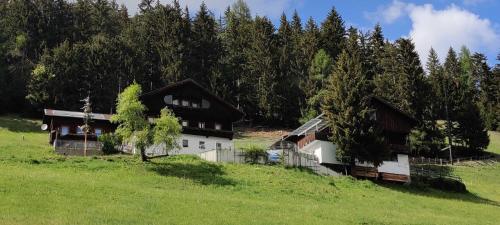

left=487, top=131, right=500, bottom=154
left=0, top=116, right=499, bottom=225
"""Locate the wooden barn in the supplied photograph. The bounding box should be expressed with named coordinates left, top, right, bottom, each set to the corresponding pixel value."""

left=283, top=96, right=417, bottom=182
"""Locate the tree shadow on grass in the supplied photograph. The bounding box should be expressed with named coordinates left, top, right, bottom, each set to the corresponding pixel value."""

left=0, top=116, right=42, bottom=133
left=148, top=159, right=236, bottom=186
left=380, top=182, right=500, bottom=207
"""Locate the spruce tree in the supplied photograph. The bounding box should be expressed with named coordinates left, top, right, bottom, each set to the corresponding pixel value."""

left=300, top=49, right=332, bottom=123
left=474, top=53, right=499, bottom=131
left=191, top=2, right=220, bottom=87
left=246, top=16, right=276, bottom=120
left=322, top=43, right=387, bottom=166
left=220, top=0, right=253, bottom=111
left=320, top=7, right=345, bottom=61
left=302, top=17, right=320, bottom=64
left=368, top=24, right=385, bottom=79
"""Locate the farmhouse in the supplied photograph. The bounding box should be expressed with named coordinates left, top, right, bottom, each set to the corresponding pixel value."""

left=42, top=109, right=116, bottom=155
left=139, top=79, right=244, bottom=156
left=42, top=79, right=244, bottom=156
left=281, top=97, right=417, bottom=182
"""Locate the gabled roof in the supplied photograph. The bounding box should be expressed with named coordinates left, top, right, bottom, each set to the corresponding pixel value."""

left=371, top=96, right=418, bottom=124
left=141, top=79, right=244, bottom=118
left=44, top=109, right=112, bottom=121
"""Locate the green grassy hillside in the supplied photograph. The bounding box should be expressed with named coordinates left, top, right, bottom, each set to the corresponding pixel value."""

left=0, top=116, right=499, bottom=225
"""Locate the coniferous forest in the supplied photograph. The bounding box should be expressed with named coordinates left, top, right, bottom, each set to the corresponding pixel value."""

left=0, top=0, right=499, bottom=156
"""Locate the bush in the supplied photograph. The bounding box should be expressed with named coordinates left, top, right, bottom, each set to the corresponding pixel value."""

left=98, top=133, right=120, bottom=155
left=242, top=145, right=268, bottom=164
left=412, top=176, right=467, bottom=193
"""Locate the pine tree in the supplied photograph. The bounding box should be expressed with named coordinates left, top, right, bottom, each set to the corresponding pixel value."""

left=374, top=41, right=399, bottom=105
left=322, top=41, right=387, bottom=166
left=320, top=7, right=345, bottom=61
left=220, top=0, right=253, bottom=111
left=302, top=17, right=320, bottom=64
left=276, top=13, right=300, bottom=125
left=368, top=24, right=385, bottom=79
left=246, top=16, right=276, bottom=120
left=474, top=53, right=499, bottom=131
left=393, top=38, right=426, bottom=119
left=191, top=2, right=220, bottom=87
left=300, top=49, right=332, bottom=123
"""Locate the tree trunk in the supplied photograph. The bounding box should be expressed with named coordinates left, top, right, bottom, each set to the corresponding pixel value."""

left=140, top=147, right=148, bottom=162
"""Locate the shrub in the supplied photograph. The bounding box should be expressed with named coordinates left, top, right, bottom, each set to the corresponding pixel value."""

left=98, top=133, right=120, bottom=155
left=242, top=145, right=268, bottom=164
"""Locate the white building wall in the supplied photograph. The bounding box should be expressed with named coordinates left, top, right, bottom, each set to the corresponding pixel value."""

left=355, top=154, right=410, bottom=176
left=300, top=140, right=340, bottom=164
left=377, top=154, right=410, bottom=175
left=144, top=134, right=234, bottom=156
left=299, top=140, right=410, bottom=176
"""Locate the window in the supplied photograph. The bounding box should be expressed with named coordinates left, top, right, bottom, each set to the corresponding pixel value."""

left=61, top=126, right=69, bottom=136
left=182, top=100, right=189, bottom=107
left=201, top=99, right=210, bottom=108
left=182, top=120, right=189, bottom=127
left=215, top=123, right=222, bottom=130
left=199, top=141, right=205, bottom=150
left=164, top=95, right=173, bottom=104
left=76, top=126, right=84, bottom=134
left=182, top=140, right=188, bottom=148
left=95, top=128, right=102, bottom=137
left=216, top=143, right=222, bottom=150
left=173, top=99, right=179, bottom=105
left=198, top=122, right=205, bottom=129
left=192, top=102, right=199, bottom=108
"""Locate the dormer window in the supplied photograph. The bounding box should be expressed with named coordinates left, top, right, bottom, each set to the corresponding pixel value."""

left=172, top=99, right=179, bottom=105
left=198, top=122, right=205, bottom=129
left=215, top=123, right=221, bottom=130
left=182, top=100, right=189, bottom=107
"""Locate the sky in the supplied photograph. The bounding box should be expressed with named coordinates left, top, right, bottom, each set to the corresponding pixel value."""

left=117, top=0, right=500, bottom=66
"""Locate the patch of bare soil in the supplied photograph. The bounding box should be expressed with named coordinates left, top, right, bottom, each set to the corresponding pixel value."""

left=234, top=127, right=291, bottom=139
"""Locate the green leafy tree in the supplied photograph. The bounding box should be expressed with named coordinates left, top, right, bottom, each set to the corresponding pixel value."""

left=153, top=108, right=182, bottom=156
left=111, top=83, right=151, bottom=162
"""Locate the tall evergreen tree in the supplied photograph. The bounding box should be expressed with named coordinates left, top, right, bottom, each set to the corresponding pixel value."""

left=474, top=53, right=499, bottom=131
left=220, top=0, right=253, bottom=110
left=322, top=47, right=387, bottom=166
left=246, top=16, right=276, bottom=120
left=302, top=17, right=320, bottom=64
left=320, top=7, right=345, bottom=62
left=300, top=49, right=332, bottom=123
left=191, top=2, right=220, bottom=87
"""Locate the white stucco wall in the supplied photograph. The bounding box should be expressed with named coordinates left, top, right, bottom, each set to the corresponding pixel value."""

left=300, top=140, right=339, bottom=164
left=377, top=154, right=410, bottom=175
left=144, top=134, right=234, bottom=156
left=299, top=140, right=410, bottom=176
left=355, top=154, right=410, bottom=176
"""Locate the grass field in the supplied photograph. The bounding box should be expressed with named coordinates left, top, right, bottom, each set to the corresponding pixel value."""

left=0, top=116, right=499, bottom=225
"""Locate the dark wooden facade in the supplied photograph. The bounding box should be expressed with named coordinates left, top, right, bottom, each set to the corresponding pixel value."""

left=371, top=97, right=417, bottom=154
left=141, top=79, right=244, bottom=139
left=43, top=110, right=116, bottom=144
